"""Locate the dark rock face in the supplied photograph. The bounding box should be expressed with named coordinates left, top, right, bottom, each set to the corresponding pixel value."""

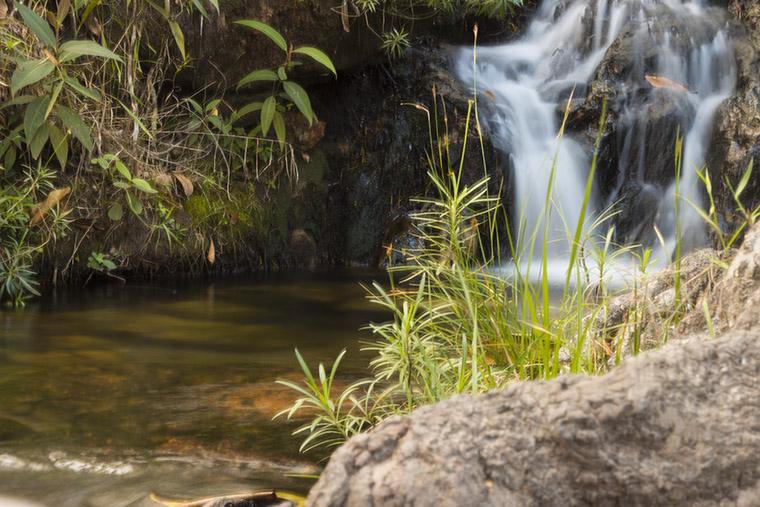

left=307, top=329, right=760, bottom=507
left=311, top=46, right=507, bottom=265
left=706, top=8, right=760, bottom=232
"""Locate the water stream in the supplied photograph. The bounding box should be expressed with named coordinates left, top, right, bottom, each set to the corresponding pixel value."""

left=456, top=0, right=736, bottom=278
left=0, top=271, right=383, bottom=506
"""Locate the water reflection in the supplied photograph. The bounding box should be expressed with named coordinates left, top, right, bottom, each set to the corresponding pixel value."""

left=0, top=270, right=384, bottom=506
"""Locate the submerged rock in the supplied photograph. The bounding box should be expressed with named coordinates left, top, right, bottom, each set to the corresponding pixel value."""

left=307, top=329, right=760, bottom=507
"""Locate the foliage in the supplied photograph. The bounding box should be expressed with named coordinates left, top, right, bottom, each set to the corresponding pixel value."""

left=277, top=80, right=758, bottom=454
left=344, top=0, right=524, bottom=57
left=234, top=19, right=337, bottom=148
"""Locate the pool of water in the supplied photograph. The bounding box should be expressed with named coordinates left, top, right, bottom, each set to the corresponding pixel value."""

left=0, top=270, right=386, bottom=506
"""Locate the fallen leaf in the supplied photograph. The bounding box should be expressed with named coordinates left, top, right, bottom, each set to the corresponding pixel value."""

left=173, top=173, right=194, bottom=197
left=207, top=238, right=215, bottom=264
left=29, top=187, right=71, bottom=227
left=483, top=90, right=497, bottom=102
left=645, top=74, right=690, bottom=93
left=154, top=173, right=173, bottom=187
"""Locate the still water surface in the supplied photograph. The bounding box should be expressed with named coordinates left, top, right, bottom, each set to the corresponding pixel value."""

left=0, top=270, right=384, bottom=506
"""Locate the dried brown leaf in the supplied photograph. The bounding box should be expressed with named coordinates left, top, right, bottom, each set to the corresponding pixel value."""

left=207, top=238, right=215, bottom=264
left=154, top=173, right=173, bottom=187
left=29, top=187, right=71, bottom=227
left=173, top=173, right=194, bottom=197
left=645, top=74, right=690, bottom=93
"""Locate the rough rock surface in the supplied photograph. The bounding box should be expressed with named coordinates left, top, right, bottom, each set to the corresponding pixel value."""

left=680, top=221, right=760, bottom=335
left=307, top=330, right=760, bottom=507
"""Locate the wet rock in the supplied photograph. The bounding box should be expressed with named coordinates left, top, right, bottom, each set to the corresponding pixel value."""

left=307, top=328, right=760, bottom=507
left=706, top=15, right=760, bottom=232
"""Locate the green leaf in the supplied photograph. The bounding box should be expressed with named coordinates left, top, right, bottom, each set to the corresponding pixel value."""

left=114, top=160, right=132, bottom=180
left=108, top=202, right=123, bottom=221
left=45, top=81, right=64, bottom=120
left=24, top=96, right=50, bottom=142
left=0, top=95, right=36, bottom=109
left=11, top=58, right=55, bottom=95
left=283, top=81, right=314, bottom=125
left=735, top=159, right=754, bottom=199
left=58, top=40, right=123, bottom=63
left=273, top=110, right=286, bottom=151
left=235, top=19, right=287, bottom=52
left=48, top=123, right=69, bottom=168
left=113, top=180, right=131, bottom=190
left=190, top=0, right=209, bottom=18
left=14, top=2, right=57, bottom=48
left=207, top=0, right=219, bottom=11
left=28, top=122, right=50, bottom=159
left=293, top=46, right=337, bottom=77
left=55, top=104, right=93, bottom=151
left=131, top=178, right=158, bottom=194
left=168, top=21, right=186, bottom=61
left=233, top=101, right=263, bottom=121
left=237, top=69, right=279, bottom=89
left=204, top=99, right=221, bottom=113
left=277, top=66, right=287, bottom=81
left=261, top=96, right=276, bottom=136
left=63, top=76, right=102, bottom=102
left=126, top=191, right=142, bottom=215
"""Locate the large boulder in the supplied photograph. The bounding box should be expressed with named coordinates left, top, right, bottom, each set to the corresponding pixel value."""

left=307, top=329, right=760, bottom=506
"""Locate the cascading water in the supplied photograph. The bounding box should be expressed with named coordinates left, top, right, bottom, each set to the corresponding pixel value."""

left=456, top=0, right=737, bottom=281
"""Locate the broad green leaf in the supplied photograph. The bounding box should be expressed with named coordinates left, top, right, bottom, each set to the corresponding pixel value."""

left=261, top=96, right=276, bottom=136
left=113, top=180, right=131, bottom=190
left=14, top=2, right=57, bottom=48
left=126, top=191, right=142, bottom=215
left=168, top=21, right=186, bottom=61
left=237, top=69, right=279, bottom=89
left=235, top=20, right=287, bottom=52
left=114, top=160, right=132, bottom=180
left=293, top=46, right=337, bottom=77
left=185, top=97, right=203, bottom=114
left=131, top=178, right=158, bottom=194
left=64, top=76, right=102, bottom=102
left=4, top=145, right=17, bottom=169
left=24, top=96, right=50, bottom=142
left=233, top=101, right=263, bottom=121
left=58, top=40, right=123, bottom=63
left=204, top=99, right=221, bottom=113
left=0, top=95, right=36, bottom=109
left=283, top=81, right=314, bottom=125
left=48, top=123, right=69, bottom=168
left=29, top=122, right=50, bottom=160
left=11, top=58, right=55, bottom=95
left=55, top=104, right=93, bottom=151
left=108, top=202, right=123, bottom=221
left=277, top=66, right=287, bottom=81
left=273, top=110, right=286, bottom=151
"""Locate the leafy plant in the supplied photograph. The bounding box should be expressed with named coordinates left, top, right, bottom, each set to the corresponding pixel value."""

left=91, top=154, right=158, bottom=219
left=380, top=28, right=411, bottom=59
left=234, top=19, right=337, bottom=148
left=87, top=251, right=118, bottom=273
left=3, top=2, right=122, bottom=168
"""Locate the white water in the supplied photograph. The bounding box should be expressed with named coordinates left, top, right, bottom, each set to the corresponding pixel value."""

left=456, top=0, right=736, bottom=284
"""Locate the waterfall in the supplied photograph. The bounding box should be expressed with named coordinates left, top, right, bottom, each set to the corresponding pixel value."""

left=456, top=0, right=737, bottom=280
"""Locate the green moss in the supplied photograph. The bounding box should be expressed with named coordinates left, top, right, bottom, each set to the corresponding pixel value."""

left=184, top=194, right=213, bottom=225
